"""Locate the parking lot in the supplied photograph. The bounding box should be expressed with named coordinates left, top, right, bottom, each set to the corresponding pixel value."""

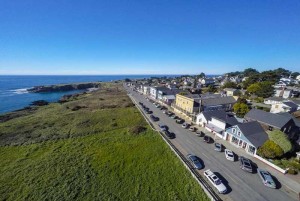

left=126, top=86, right=298, bottom=201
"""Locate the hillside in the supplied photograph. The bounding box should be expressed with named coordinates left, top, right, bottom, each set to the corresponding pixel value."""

left=0, top=83, right=209, bottom=201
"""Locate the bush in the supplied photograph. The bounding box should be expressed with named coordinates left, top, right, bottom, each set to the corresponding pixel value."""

left=129, top=125, right=146, bottom=135
left=268, top=130, right=292, bottom=153
left=287, top=168, right=298, bottom=175
left=257, top=140, right=284, bottom=159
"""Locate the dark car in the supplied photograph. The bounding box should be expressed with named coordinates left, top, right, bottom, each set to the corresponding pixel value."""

left=158, top=124, right=168, bottom=131
left=187, top=154, right=203, bottom=170
left=150, top=115, right=159, bottom=121
left=214, top=143, right=223, bottom=152
left=176, top=118, right=185, bottom=124
left=164, top=130, right=175, bottom=139
left=160, top=106, right=167, bottom=110
left=203, top=135, right=212, bottom=143
left=240, top=156, right=253, bottom=173
left=145, top=110, right=152, bottom=114
left=196, top=131, right=205, bottom=137
left=139, top=102, right=143, bottom=106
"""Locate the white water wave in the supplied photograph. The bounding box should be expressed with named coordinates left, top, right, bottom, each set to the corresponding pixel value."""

left=10, top=88, right=30, bottom=94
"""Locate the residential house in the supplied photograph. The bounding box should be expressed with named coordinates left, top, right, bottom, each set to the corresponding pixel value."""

left=244, top=109, right=297, bottom=139
left=173, top=93, right=202, bottom=120
left=264, top=97, right=285, bottom=105
left=200, top=78, right=215, bottom=86
left=200, top=96, right=236, bottom=112
left=277, top=112, right=300, bottom=143
left=270, top=101, right=299, bottom=114
left=149, top=86, right=165, bottom=100
left=157, top=88, right=182, bottom=105
left=224, top=121, right=269, bottom=155
left=224, top=88, right=240, bottom=96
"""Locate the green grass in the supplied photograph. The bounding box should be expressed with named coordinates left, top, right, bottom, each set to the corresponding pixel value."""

left=0, top=83, right=209, bottom=201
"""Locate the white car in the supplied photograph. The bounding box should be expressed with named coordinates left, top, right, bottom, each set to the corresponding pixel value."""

left=225, top=149, right=235, bottom=161
left=204, top=169, right=227, bottom=194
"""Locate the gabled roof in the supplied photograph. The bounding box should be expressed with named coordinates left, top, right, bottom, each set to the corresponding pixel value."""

left=201, top=96, right=236, bottom=106
left=278, top=112, right=300, bottom=127
left=237, top=121, right=268, bottom=147
left=282, top=101, right=298, bottom=108
left=245, top=109, right=291, bottom=129
left=199, top=110, right=239, bottom=126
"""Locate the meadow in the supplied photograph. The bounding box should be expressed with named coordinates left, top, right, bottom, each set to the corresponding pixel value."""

left=0, top=83, right=209, bottom=201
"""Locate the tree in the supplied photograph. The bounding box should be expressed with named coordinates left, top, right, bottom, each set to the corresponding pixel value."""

left=222, top=81, right=237, bottom=89
left=268, top=130, right=292, bottom=154
left=242, top=74, right=260, bottom=88
left=257, top=140, right=284, bottom=159
left=198, top=72, right=205, bottom=78
left=243, top=68, right=259, bottom=77
left=291, top=72, right=300, bottom=79
left=124, top=78, right=131, bottom=82
left=247, top=83, right=261, bottom=94
left=273, top=68, right=291, bottom=77
left=233, top=103, right=249, bottom=117
left=203, top=85, right=217, bottom=93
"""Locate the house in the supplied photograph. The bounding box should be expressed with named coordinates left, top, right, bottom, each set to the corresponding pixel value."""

left=224, top=121, right=269, bottom=155
left=157, top=88, right=183, bottom=105
left=264, top=97, right=285, bottom=105
left=173, top=93, right=202, bottom=120
left=277, top=112, right=300, bottom=143
left=200, top=96, right=236, bottom=112
left=223, top=88, right=240, bottom=96
left=244, top=109, right=297, bottom=139
left=196, top=110, right=239, bottom=138
left=149, top=86, right=166, bottom=100
left=200, top=78, right=215, bottom=86
left=141, top=85, right=150, bottom=95
left=270, top=101, right=299, bottom=114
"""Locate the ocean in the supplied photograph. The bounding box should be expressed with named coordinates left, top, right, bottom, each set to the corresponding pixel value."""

left=0, top=75, right=175, bottom=114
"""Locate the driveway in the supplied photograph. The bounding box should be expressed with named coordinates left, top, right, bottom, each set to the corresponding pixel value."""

left=126, top=86, right=298, bottom=201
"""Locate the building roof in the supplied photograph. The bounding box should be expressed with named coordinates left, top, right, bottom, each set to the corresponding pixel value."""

left=201, top=96, right=236, bottom=106
left=264, top=97, right=285, bottom=102
left=283, top=101, right=298, bottom=108
left=278, top=112, right=300, bottom=127
left=200, top=110, right=239, bottom=126
left=245, top=109, right=292, bottom=129
left=224, top=88, right=238, bottom=92
left=237, top=121, right=268, bottom=147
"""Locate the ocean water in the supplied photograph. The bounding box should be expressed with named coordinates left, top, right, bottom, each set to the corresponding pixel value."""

left=0, top=75, right=174, bottom=114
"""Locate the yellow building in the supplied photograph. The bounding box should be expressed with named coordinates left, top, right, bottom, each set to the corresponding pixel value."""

left=173, top=94, right=201, bottom=119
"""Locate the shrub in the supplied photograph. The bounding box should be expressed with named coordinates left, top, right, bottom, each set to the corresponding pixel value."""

left=129, top=125, right=146, bottom=135
left=257, top=140, right=284, bottom=159
left=268, top=130, right=292, bottom=153
left=287, top=168, right=298, bottom=175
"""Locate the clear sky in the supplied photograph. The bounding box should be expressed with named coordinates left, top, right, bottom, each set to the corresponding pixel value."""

left=1, top=0, right=300, bottom=75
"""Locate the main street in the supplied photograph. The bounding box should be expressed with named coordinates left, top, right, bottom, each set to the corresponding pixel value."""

left=125, top=86, right=298, bottom=201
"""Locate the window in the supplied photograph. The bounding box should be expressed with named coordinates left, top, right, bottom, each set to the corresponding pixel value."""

left=232, top=128, right=236, bottom=134
left=237, top=131, right=241, bottom=137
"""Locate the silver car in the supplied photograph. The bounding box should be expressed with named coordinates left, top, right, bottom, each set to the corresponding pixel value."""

left=257, top=169, right=276, bottom=189
left=187, top=154, right=203, bottom=170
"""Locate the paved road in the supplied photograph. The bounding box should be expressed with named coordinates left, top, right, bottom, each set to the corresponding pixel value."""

left=125, top=86, right=298, bottom=201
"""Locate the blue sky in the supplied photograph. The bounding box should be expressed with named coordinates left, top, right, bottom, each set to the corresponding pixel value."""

left=0, top=0, right=300, bottom=75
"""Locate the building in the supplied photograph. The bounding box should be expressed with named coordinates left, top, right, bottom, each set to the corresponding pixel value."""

left=244, top=109, right=297, bottom=139
left=157, top=88, right=183, bottom=105
left=196, top=110, right=239, bottom=139
left=270, top=101, right=299, bottom=114
left=173, top=93, right=201, bottom=120
left=200, top=78, right=215, bottom=86
left=149, top=86, right=166, bottom=100
left=201, top=96, right=236, bottom=112
left=264, top=97, right=285, bottom=105
left=223, top=88, right=240, bottom=96
left=224, top=121, right=268, bottom=155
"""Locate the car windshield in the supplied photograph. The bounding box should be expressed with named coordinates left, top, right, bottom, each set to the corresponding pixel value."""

left=228, top=153, right=233, bottom=157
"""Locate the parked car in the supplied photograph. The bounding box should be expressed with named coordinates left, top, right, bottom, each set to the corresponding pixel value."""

left=204, top=169, right=227, bottom=194
left=257, top=169, right=276, bottom=189
left=164, top=130, right=175, bottom=139
left=189, top=127, right=196, bottom=132
left=203, top=135, right=212, bottom=143
left=166, top=111, right=174, bottom=116
left=176, top=118, right=184, bottom=124
left=158, top=124, right=168, bottom=131
left=187, top=154, right=203, bottom=170
left=145, top=110, right=152, bottom=114
left=214, top=143, right=223, bottom=152
left=150, top=115, right=159, bottom=122
left=162, top=109, right=168, bottom=114
left=160, top=106, right=167, bottom=110
left=196, top=130, right=205, bottom=137
left=170, top=114, right=178, bottom=119
left=224, top=149, right=234, bottom=161
left=182, top=123, right=190, bottom=129
left=239, top=156, right=253, bottom=173
left=139, top=102, right=143, bottom=106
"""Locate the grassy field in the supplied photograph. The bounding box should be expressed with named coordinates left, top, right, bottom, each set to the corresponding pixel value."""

left=0, top=83, right=209, bottom=201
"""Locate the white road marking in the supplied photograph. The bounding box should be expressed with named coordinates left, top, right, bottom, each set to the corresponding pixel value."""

left=202, top=153, right=209, bottom=159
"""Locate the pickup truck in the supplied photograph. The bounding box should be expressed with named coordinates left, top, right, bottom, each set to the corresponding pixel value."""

left=204, top=169, right=227, bottom=194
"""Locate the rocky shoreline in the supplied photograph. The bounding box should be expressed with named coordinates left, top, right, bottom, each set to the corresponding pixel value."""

left=27, top=82, right=101, bottom=93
